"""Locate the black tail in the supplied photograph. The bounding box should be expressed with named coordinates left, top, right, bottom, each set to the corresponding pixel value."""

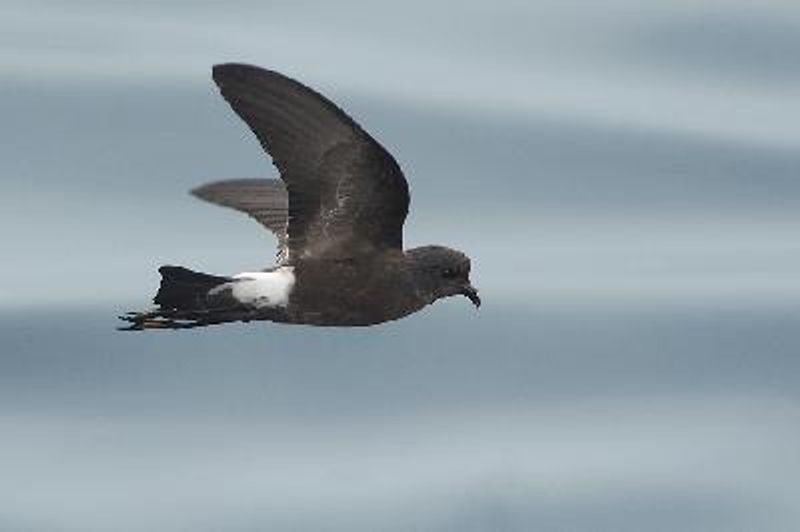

left=118, top=266, right=234, bottom=331
left=154, top=266, right=230, bottom=311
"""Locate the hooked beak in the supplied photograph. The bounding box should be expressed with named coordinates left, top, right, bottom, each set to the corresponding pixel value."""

left=461, top=284, right=481, bottom=308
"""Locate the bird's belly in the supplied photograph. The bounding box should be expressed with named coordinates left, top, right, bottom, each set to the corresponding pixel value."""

left=287, top=268, right=423, bottom=326
left=288, top=302, right=419, bottom=326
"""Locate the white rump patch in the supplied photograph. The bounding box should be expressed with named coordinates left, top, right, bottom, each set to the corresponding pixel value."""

left=213, top=267, right=295, bottom=308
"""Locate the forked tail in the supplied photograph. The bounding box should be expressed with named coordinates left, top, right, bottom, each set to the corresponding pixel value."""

left=119, top=266, right=238, bottom=330
left=153, top=266, right=230, bottom=311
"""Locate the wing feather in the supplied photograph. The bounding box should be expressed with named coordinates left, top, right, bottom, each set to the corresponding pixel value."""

left=212, top=63, right=410, bottom=261
left=191, top=178, right=290, bottom=262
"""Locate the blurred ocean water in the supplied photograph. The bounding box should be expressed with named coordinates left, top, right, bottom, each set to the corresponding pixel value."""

left=2, top=304, right=799, bottom=531
left=0, top=0, right=798, bottom=530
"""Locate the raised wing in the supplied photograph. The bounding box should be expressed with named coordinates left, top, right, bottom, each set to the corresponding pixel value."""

left=191, top=179, right=290, bottom=263
left=212, top=63, right=410, bottom=261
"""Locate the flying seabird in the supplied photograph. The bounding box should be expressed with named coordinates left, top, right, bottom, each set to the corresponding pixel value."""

left=120, top=64, right=479, bottom=330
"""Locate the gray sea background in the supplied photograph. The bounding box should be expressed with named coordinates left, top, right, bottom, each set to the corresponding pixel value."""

left=1, top=1, right=799, bottom=530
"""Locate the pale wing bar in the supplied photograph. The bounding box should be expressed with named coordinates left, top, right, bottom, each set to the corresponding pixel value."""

left=212, top=63, right=409, bottom=260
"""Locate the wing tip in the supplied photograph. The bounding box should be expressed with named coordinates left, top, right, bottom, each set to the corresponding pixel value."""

left=189, top=182, right=213, bottom=201
left=190, top=179, right=282, bottom=202
left=189, top=181, right=226, bottom=204
left=212, top=63, right=252, bottom=88
left=212, top=62, right=246, bottom=79
left=212, top=63, right=289, bottom=87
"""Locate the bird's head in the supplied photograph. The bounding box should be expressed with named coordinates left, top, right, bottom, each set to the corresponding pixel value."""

left=407, top=245, right=480, bottom=308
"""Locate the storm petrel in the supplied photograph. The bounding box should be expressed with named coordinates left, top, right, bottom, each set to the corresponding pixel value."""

left=120, top=64, right=479, bottom=330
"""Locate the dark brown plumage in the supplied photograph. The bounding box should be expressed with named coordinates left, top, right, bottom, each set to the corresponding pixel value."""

left=120, top=64, right=478, bottom=330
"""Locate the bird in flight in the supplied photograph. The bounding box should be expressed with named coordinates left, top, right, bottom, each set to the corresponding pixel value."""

left=120, top=64, right=479, bottom=330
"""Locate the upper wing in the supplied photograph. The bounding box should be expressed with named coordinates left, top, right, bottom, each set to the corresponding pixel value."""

left=212, top=63, right=410, bottom=261
left=191, top=178, right=290, bottom=263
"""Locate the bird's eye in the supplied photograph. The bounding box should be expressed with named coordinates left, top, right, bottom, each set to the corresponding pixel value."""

left=442, top=268, right=458, bottom=279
